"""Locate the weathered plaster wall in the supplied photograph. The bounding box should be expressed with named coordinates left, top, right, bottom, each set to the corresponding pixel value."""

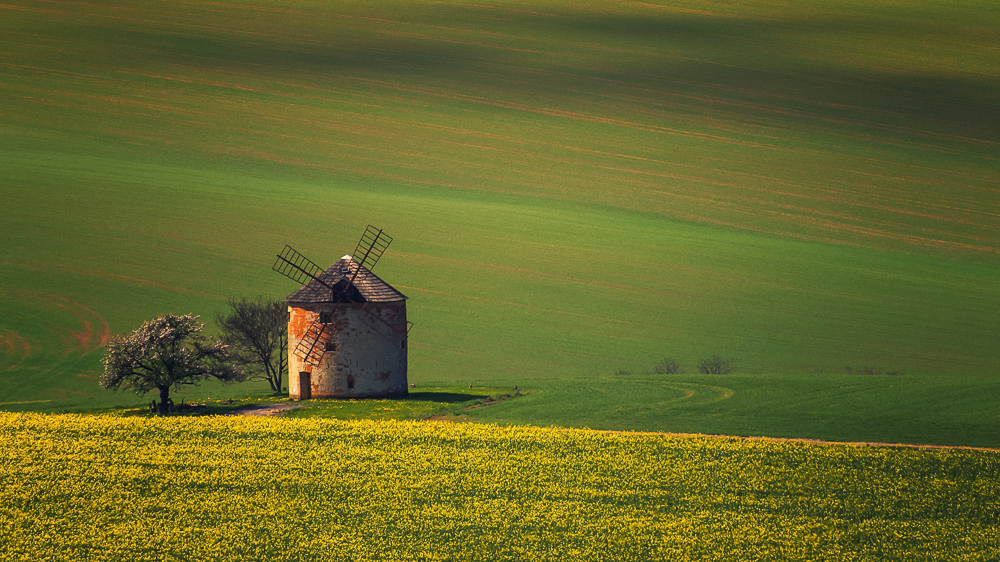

left=287, top=303, right=407, bottom=399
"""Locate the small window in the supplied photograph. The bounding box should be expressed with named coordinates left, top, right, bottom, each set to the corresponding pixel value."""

left=319, top=311, right=331, bottom=324
left=401, top=339, right=406, bottom=349
left=325, top=341, right=337, bottom=352
left=346, top=375, right=355, bottom=389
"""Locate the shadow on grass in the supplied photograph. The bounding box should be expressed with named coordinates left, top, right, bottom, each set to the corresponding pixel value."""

left=404, top=391, right=489, bottom=403
left=76, top=388, right=511, bottom=420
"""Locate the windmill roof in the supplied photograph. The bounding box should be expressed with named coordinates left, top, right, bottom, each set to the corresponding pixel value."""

left=285, top=257, right=407, bottom=304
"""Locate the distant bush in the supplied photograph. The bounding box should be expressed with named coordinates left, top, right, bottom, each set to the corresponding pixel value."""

left=653, top=358, right=681, bottom=374
left=698, top=355, right=735, bottom=374
left=846, top=366, right=905, bottom=376
left=614, top=370, right=632, bottom=376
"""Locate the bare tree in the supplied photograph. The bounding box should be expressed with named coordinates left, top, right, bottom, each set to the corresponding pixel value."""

left=101, top=314, right=245, bottom=415
left=698, top=355, right=735, bottom=374
left=215, top=296, right=287, bottom=393
left=653, top=357, right=681, bottom=374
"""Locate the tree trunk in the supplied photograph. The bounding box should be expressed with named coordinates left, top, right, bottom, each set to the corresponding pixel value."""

left=265, top=364, right=278, bottom=392
left=158, top=386, right=171, bottom=416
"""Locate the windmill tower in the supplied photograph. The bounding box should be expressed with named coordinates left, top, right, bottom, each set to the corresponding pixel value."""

left=273, top=226, right=410, bottom=399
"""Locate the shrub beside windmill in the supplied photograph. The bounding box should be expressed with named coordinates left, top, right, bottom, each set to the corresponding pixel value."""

left=273, top=226, right=410, bottom=399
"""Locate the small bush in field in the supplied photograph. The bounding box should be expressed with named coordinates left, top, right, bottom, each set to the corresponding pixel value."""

left=698, top=355, right=735, bottom=374
left=653, top=358, right=681, bottom=374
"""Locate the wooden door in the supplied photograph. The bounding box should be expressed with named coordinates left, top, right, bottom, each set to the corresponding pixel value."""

left=299, top=372, right=311, bottom=400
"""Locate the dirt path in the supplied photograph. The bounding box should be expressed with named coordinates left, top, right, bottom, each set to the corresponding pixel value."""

left=226, top=403, right=301, bottom=416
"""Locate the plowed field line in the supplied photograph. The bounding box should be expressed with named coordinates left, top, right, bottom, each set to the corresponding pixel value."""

left=0, top=329, right=30, bottom=363
left=26, top=291, right=110, bottom=354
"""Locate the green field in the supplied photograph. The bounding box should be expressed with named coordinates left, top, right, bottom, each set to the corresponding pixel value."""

left=3, top=413, right=998, bottom=561
left=449, top=375, right=1000, bottom=449
left=3, top=3, right=1000, bottom=559
left=2, top=0, right=1000, bottom=444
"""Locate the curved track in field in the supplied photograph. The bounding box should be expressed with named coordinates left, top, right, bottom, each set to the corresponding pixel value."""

left=0, top=329, right=31, bottom=368
left=659, top=383, right=735, bottom=404
left=29, top=291, right=111, bottom=356
left=0, top=290, right=110, bottom=370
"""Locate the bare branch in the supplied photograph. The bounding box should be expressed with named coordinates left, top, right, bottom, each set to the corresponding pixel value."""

left=215, top=297, right=287, bottom=392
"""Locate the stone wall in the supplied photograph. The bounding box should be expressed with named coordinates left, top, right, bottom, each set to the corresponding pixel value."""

left=287, top=302, right=407, bottom=399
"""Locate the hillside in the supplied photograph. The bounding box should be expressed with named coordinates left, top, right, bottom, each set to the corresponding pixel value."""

left=1, top=0, right=998, bottom=430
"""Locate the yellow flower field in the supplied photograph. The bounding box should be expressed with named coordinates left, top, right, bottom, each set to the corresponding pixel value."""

left=1, top=413, right=997, bottom=561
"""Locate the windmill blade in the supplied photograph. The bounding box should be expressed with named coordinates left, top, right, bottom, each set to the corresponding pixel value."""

left=358, top=302, right=410, bottom=338
left=273, top=245, right=335, bottom=291
left=352, top=226, right=393, bottom=273
left=355, top=311, right=396, bottom=342
left=355, top=307, right=409, bottom=342
left=293, top=319, right=333, bottom=367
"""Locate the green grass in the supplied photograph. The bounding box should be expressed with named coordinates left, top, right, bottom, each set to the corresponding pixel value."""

left=281, top=386, right=516, bottom=420
left=443, top=374, right=1000, bottom=449
left=76, top=385, right=509, bottom=418
left=1, top=0, right=999, bottom=444
left=66, top=377, right=1000, bottom=449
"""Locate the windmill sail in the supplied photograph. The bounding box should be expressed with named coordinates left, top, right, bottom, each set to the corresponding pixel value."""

left=276, top=227, right=411, bottom=369
left=273, top=245, right=334, bottom=290
left=293, top=320, right=334, bottom=366
left=349, top=226, right=392, bottom=285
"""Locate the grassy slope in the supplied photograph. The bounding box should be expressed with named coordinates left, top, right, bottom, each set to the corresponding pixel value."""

left=443, top=374, right=1000, bottom=449
left=1, top=1, right=998, bottom=438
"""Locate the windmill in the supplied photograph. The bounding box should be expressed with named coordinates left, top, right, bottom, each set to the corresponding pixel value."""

left=273, top=226, right=410, bottom=399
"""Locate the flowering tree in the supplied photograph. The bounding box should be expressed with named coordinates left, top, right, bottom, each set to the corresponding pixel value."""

left=100, top=313, right=246, bottom=415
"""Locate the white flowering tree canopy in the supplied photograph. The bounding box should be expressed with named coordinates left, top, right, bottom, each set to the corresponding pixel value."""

left=101, top=313, right=246, bottom=414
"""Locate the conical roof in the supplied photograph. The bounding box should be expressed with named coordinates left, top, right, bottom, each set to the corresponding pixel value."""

left=286, top=256, right=407, bottom=304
